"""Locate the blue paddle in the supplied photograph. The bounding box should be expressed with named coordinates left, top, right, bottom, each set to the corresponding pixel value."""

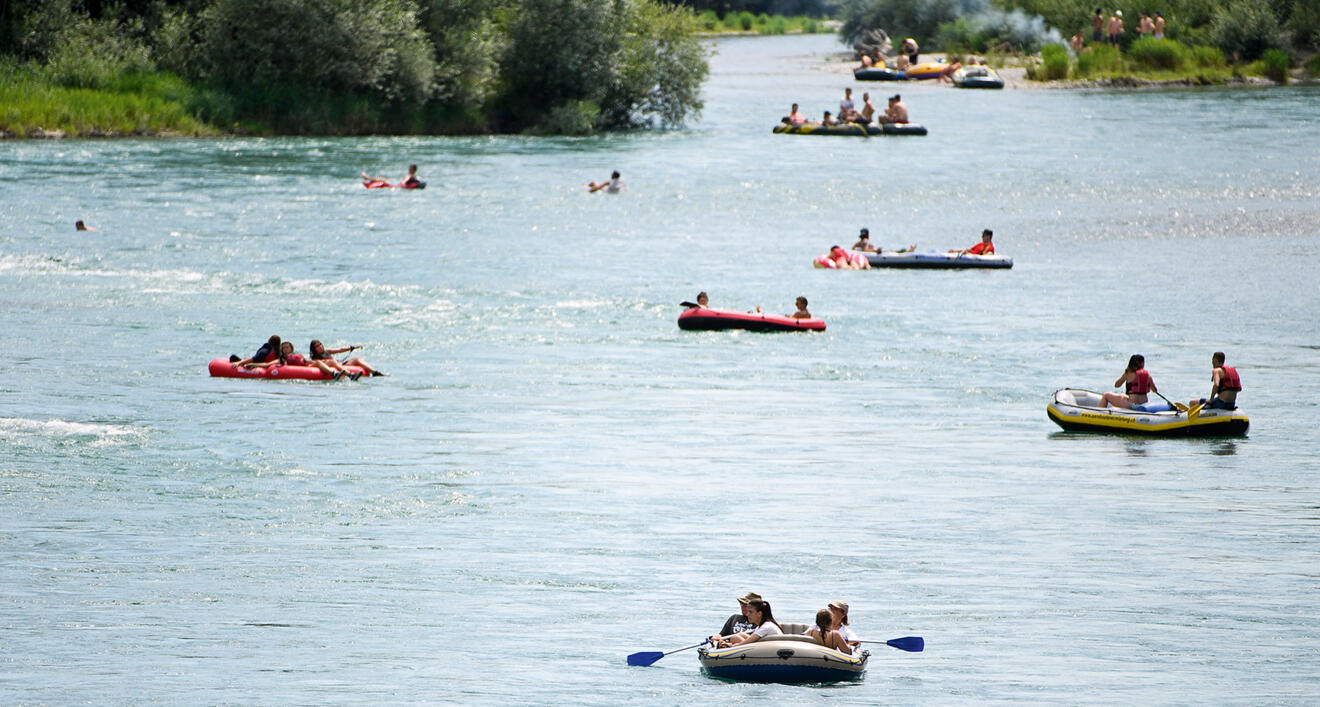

left=857, top=636, right=925, bottom=652
left=627, top=639, right=710, bottom=667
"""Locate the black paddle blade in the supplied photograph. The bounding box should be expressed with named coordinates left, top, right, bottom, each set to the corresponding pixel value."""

left=888, top=636, right=924, bottom=652
left=627, top=651, right=664, bottom=666
left=679, top=301, right=699, bottom=308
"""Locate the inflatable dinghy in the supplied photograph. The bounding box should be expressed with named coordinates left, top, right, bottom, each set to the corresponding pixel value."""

left=363, top=179, right=425, bottom=189
left=863, top=251, right=1013, bottom=269
left=773, top=123, right=927, bottom=137
left=678, top=307, right=825, bottom=332
left=1047, top=388, right=1249, bottom=436
left=698, top=627, right=867, bottom=684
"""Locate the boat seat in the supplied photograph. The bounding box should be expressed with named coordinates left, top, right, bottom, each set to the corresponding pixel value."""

left=780, top=622, right=809, bottom=635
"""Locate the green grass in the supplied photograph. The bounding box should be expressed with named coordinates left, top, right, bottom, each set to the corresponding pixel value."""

left=696, top=11, right=830, bottom=36
left=0, top=61, right=218, bottom=137
left=1027, top=42, right=1254, bottom=83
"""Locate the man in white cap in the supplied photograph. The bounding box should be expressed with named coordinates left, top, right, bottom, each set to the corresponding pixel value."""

left=1107, top=10, right=1124, bottom=45
left=828, top=600, right=861, bottom=647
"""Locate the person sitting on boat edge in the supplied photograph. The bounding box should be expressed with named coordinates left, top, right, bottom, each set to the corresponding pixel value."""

left=820, top=110, right=838, bottom=127
left=713, top=599, right=781, bottom=647
left=1189, top=351, right=1241, bottom=410
left=230, top=334, right=282, bottom=367
left=710, top=591, right=761, bottom=644
left=1100, top=354, right=1160, bottom=410
left=783, top=103, right=807, bottom=126
left=853, top=228, right=877, bottom=253
left=244, top=341, right=354, bottom=378
left=804, top=608, right=853, bottom=655
left=877, top=95, right=908, bottom=124
left=859, top=92, right=876, bottom=124
left=839, top=88, right=861, bottom=123
left=953, top=229, right=994, bottom=255
left=310, top=339, right=386, bottom=378
left=827, top=599, right=860, bottom=647
left=790, top=296, right=812, bottom=319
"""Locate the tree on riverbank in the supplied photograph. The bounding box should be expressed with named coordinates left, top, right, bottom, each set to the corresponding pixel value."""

left=0, top=0, right=709, bottom=137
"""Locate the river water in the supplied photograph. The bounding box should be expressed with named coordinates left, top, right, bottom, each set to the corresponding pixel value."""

left=2, top=33, right=1318, bottom=703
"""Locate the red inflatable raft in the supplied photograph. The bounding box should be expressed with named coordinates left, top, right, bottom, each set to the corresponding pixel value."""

left=677, top=307, right=826, bottom=332
left=208, top=357, right=369, bottom=380
left=363, top=179, right=426, bottom=189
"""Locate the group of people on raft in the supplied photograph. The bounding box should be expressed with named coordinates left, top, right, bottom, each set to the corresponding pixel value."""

left=229, top=334, right=386, bottom=380
left=689, top=291, right=812, bottom=319
left=708, top=592, right=859, bottom=654
left=1098, top=351, right=1242, bottom=411
left=820, top=228, right=995, bottom=269
left=783, top=89, right=909, bottom=128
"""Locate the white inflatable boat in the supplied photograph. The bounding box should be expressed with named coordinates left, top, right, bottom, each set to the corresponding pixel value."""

left=698, top=623, right=868, bottom=683
left=863, top=251, right=1013, bottom=269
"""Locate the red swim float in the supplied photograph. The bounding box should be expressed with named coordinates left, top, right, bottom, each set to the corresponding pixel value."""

left=363, top=179, right=426, bottom=189
left=678, top=307, right=826, bottom=332
left=208, top=357, right=369, bottom=380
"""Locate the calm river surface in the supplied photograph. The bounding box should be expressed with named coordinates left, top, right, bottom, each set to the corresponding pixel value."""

left=2, top=34, right=1319, bottom=704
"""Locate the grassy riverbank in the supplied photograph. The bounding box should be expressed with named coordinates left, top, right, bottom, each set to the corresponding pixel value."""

left=1025, top=39, right=1315, bottom=86
left=0, top=62, right=219, bottom=138
left=694, top=11, right=833, bottom=35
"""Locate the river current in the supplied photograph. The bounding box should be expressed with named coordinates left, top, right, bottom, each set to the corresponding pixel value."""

left=2, top=34, right=1318, bottom=703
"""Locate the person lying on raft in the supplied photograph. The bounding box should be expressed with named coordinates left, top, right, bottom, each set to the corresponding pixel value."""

left=588, top=171, right=623, bottom=193
left=803, top=608, right=853, bottom=655
left=828, top=245, right=869, bottom=269
left=1099, top=354, right=1156, bottom=409
left=1189, top=351, right=1241, bottom=410
left=231, top=334, right=282, bottom=367
left=711, top=600, right=781, bottom=648
left=361, top=164, right=422, bottom=188
left=951, top=229, right=994, bottom=255
left=310, top=340, right=386, bottom=377
left=244, top=341, right=360, bottom=379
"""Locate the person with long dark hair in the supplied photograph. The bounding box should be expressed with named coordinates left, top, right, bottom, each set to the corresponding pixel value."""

left=715, top=600, right=781, bottom=647
left=1100, top=354, right=1157, bottom=409
left=804, top=608, right=853, bottom=654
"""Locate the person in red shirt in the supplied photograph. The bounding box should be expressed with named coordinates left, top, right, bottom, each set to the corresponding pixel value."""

left=1100, top=354, right=1157, bottom=409
left=953, top=229, right=995, bottom=255
left=1190, top=351, right=1241, bottom=410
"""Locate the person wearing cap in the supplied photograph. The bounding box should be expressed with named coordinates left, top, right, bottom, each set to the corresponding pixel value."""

left=713, top=592, right=761, bottom=641
left=878, top=95, right=908, bottom=124
left=804, top=608, right=854, bottom=654
left=824, top=600, right=860, bottom=646
left=714, top=599, right=782, bottom=648
left=853, top=228, right=877, bottom=253
left=1107, top=10, right=1124, bottom=46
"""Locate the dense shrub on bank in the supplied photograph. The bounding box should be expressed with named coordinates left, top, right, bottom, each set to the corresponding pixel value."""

left=1038, top=44, right=1069, bottom=79
left=1127, top=37, right=1188, bottom=71
left=0, top=0, right=709, bottom=136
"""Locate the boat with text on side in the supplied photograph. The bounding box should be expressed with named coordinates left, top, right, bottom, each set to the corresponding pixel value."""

left=1047, top=388, right=1249, bottom=437
left=678, top=307, right=825, bottom=332
left=773, top=123, right=927, bottom=137
left=698, top=624, right=867, bottom=684
left=863, top=251, right=1012, bottom=269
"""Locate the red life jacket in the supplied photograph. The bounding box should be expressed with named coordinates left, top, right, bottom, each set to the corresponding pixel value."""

left=1126, top=368, right=1153, bottom=394
left=285, top=353, right=307, bottom=366
left=1219, top=365, right=1242, bottom=391
left=969, top=241, right=994, bottom=255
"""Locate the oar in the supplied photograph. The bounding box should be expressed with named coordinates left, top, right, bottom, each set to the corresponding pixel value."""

left=857, top=636, right=924, bottom=652
left=627, top=639, right=710, bottom=666
left=1186, top=399, right=1207, bottom=420
left=1153, top=391, right=1188, bottom=413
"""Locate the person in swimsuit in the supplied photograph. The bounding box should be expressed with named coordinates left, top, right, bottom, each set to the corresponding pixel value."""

left=790, top=296, right=812, bottom=319
left=1138, top=12, right=1154, bottom=38
left=1153, top=12, right=1165, bottom=39
left=784, top=103, right=808, bottom=126
left=75, top=220, right=97, bottom=231
left=820, top=110, right=838, bottom=127
left=309, top=340, right=385, bottom=378
left=804, top=608, right=853, bottom=654
left=589, top=171, right=624, bottom=193
left=1100, top=354, right=1157, bottom=409
left=361, top=164, right=421, bottom=187
left=1189, top=351, right=1241, bottom=410
left=1092, top=8, right=1104, bottom=43
left=243, top=341, right=349, bottom=378
left=901, top=37, right=919, bottom=64
left=853, top=228, right=876, bottom=252
left=1107, top=10, right=1124, bottom=46
left=859, top=93, right=876, bottom=124
left=878, top=95, right=908, bottom=124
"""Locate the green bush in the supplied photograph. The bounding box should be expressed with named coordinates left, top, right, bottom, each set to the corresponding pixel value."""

left=1190, top=45, right=1225, bottom=68
left=1039, top=43, right=1070, bottom=79
left=1128, top=36, right=1188, bottom=70
left=755, top=13, right=770, bottom=27
left=737, top=11, right=754, bottom=31
left=1076, top=43, right=1126, bottom=76
left=767, top=16, right=789, bottom=35
left=527, top=99, right=599, bottom=136
left=1306, top=53, right=1320, bottom=76
left=1261, top=48, right=1290, bottom=82
left=805, top=19, right=820, bottom=34
left=698, top=9, right=719, bottom=31
left=1210, top=0, right=1285, bottom=61
left=1288, top=0, right=1320, bottom=51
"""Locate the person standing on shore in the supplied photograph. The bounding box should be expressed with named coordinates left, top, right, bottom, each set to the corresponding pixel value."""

left=1107, top=10, right=1124, bottom=46
left=1071, top=31, right=1085, bottom=53
left=1138, top=12, right=1154, bottom=38
left=1153, top=12, right=1165, bottom=39
left=1092, top=9, right=1104, bottom=43
left=901, top=37, right=919, bottom=65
